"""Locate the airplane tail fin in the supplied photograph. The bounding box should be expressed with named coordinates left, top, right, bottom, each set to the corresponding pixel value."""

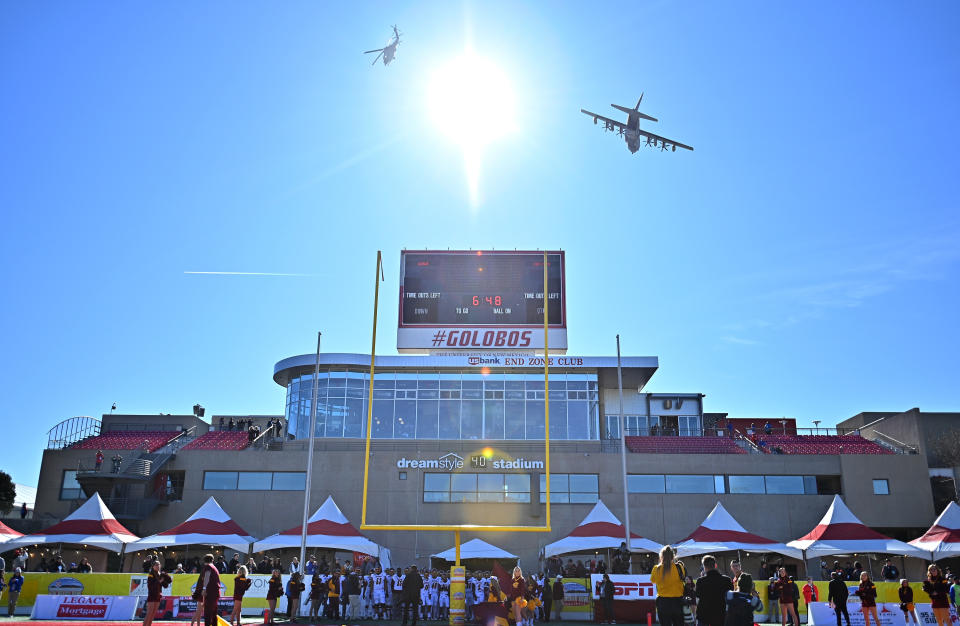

left=611, top=100, right=658, bottom=122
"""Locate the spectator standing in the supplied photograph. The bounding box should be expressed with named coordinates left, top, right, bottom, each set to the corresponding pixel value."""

left=326, top=571, right=341, bottom=619
left=724, top=574, right=761, bottom=626
left=851, top=562, right=864, bottom=582
left=600, top=573, right=615, bottom=625
left=881, top=559, right=900, bottom=582
left=650, top=545, right=686, bottom=626
left=19, top=502, right=27, bottom=519
left=286, top=572, right=305, bottom=619
left=290, top=556, right=300, bottom=575
left=215, top=555, right=227, bottom=576
left=95, top=450, right=104, bottom=471
left=766, top=577, right=780, bottom=625
left=195, top=554, right=221, bottom=626
left=683, top=576, right=697, bottom=625
left=772, top=569, right=799, bottom=626
left=729, top=560, right=743, bottom=588
left=757, top=561, right=770, bottom=580
left=764, top=421, right=773, bottom=435
left=7, top=568, right=24, bottom=616
left=855, top=572, right=878, bottom=626
left=828, top=571, right=850, bottom=626
left=228, top=553, right=239, bottom=575
left=927, top=564, right=954, bottom=626
left=899, top=579, right=919, bottom=625
left=78, top=558, right=92, bottom=573
left=306, top=556, right=317, bottom=575
left=542, top=576, right=553, bottom=622
left=696, top=555, right=734, bottom=626
left=111, top=454, right=123, bottom=473
left=597, top=560, right=607, bottom=574
left=575, top=560, right=586, bottom=578
left=401, top=565, right=424, bottom=626
left=802, top=578, right=818, bottom=605
left=552, top=575, right=565, bottom=621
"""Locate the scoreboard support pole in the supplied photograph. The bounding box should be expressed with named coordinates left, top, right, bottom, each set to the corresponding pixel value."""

left=542, top=251, right=551, bottom=528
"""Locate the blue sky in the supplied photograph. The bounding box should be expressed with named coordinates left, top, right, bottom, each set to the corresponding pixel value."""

left=2, top=2, right=958, bottom=488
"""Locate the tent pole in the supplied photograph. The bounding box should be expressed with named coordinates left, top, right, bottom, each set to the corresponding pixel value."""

left=616, top=335, right=631, bottom=574
left=299, top=331, right=322, bottom=571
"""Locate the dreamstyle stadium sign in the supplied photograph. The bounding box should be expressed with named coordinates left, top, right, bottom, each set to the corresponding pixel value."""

left=396, top=452, right=544, bottom=470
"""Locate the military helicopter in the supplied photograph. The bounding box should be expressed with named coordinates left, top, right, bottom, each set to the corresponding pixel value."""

left=365, top=25, right=401, bottom=66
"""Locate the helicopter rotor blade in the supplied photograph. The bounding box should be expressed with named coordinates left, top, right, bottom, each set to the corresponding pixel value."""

left=370, top=50, right=385, bottom=65
left=364, top=48, right=385, bottom=54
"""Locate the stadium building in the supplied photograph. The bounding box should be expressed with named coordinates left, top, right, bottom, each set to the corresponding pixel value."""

left=23, top=252, right=948, bottom=576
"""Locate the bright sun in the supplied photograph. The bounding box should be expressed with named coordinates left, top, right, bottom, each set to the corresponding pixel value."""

left=428, top=54, right=516, bottom=207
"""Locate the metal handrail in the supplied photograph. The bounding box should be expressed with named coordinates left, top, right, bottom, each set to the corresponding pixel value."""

left=868, top=430, right=918, bottom=454
left=251, top=427, right=274, bottom=448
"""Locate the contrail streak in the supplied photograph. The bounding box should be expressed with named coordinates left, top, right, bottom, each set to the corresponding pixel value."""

left=184, top=271, right=313, bottom=277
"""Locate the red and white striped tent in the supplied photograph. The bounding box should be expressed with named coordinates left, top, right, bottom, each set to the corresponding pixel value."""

left=544, top=499, right=662, bottom=557
left=253, top=496, right=390, bottom=566
left=0, top=520, right=24, bottom=543
left=3, top=493, right=138, bottom=553
left=910, top=501, right=960, bottom=560
left=788, top=495, right=927, bottom=558
left=674, top=502, right=802, bottom=559
left=131, top=497, right=256, bottom=553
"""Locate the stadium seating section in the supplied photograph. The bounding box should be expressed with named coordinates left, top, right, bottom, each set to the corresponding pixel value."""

left=754, top=434, right=892, bottom=455
left=625, top=436, right=747, bottom=454
left=72, top=431, right=179, bottom=452
left=180, top=431, right=250, bottom=451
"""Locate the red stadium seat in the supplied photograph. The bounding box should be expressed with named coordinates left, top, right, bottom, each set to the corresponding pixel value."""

left=180, top=431, right=250, bottom=451
left=755, top=434, right=891, bottom=455
left=624, top=436, right=746, bottom=454
left=72, top=431, right=179, bottom=452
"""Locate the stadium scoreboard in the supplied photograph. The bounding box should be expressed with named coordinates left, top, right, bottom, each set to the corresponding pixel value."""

left=397, top=250, right=567, bottom=353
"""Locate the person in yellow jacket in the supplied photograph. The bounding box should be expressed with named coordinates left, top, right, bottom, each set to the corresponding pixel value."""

left=650, top=546, right=687, bottom=626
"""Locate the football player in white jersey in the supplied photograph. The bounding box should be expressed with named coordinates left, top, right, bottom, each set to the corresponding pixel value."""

left=420, top=576, right=431, bottom=621
left=438, top=574, right=450, bottom=621
left=390, top=568, right=404, bottom=619
left=361, top=573, right=373, bottom=618
left=372, top=566, right=389, bottom=620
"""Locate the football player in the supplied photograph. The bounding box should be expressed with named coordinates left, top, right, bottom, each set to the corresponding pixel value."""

left=372, top=566, right=389, bottom=620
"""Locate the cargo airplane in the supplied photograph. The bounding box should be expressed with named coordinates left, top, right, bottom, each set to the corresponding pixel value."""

left=581, top=94, right=693, bottom=154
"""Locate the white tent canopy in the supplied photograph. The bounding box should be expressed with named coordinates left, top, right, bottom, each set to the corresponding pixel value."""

left=787, top=495, right=927, bottom=559
left=674, top=502, right=802, bottom=559
left=0, top=520, right=24, bottom=543
left=433, top=538, right=517, bottom=562
left=3, top=493, right=138, bottom=553
left=910, top=501, right=960, bottom=560
left=130, top=497, right=257, bottom=554
left=544, top=499, right=662, bottom=558
left=253, top=496, right=390, bottom=567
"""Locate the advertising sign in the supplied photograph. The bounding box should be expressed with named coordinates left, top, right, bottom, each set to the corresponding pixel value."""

left=397, top=250, right=567, bottom=353
left=31, top=595, right=139, bottom=620
left=808, top=602, right=906, bottom=626
left=590, top=574, right=656, bottom=600
left=559, top=578, right=592, bottom=613
left=450, top=566, right=466, bottom=626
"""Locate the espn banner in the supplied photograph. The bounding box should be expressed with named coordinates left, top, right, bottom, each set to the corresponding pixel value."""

left=590, top=574, right=655, bottom=601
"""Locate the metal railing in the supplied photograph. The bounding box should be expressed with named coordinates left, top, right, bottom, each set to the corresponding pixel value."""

left=47, top=416, right=101, bottom=449
left=622, top=427, right=706, bottom=437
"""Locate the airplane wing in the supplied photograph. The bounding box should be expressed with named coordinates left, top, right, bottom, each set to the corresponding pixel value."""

left=635, top=128, right=694, bottom=151
left=580, top=109, right=627, bottom=132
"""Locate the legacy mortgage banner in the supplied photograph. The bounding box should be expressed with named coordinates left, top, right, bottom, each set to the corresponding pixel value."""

left=808, top=602, right=909, bottom=626
left=31, top=595, right=139, bottom=620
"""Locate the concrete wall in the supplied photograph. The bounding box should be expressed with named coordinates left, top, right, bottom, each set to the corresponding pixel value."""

left=31, top=440, right=934, bottom=571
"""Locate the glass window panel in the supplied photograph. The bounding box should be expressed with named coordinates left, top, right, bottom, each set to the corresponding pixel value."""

left=374, top=377, right=395, bottom=389
left=484, top=400, right=505, bottom=439
left=505, top=380, right=525, bottom=399
left=461, top=400, right=482, bottom=440
left=540, top=491, right=570, bottom=503
left=439, top=373, right=461, bottom=389
left=567, top=380, right=587, bottom=390
left=628, top=475, right=665, bottom=493
left=550, top=379, right=567, bottom=390
left=325, top=398, right=345, bottom=437
left=238, top=472, right=272, bottom=490
left=526, top=400, right=545, bottom=439
left=439, top=400, right=460, bottom=439
left=569, top=474, right=598, bottom=493
left=505, top=474, right=530, bottom=494
left=204, top=471, right=238, bottom=490
left=461, top=380, right=483, bottom=399
left=525, top=380, right=545, bottom=390
left=729, top=475, right=765, bottom=494
left=418, top=388, right=439, bottom=400
left=478, top=474, right=504, bottom=492
left=424, top=491, right=449, bottom=503
left=424, top=474, right=451, bottom=491
left=372, top=400, right=394, bottom=438
left=539, top=473, right=569, bottom=493
left=605, top=415, right=620, bottom=440
left=343, top=398, right=364, bottom=438
left=505, top=491, right=530, bottom=503
left=373, top=388, right=395, bottom=400
left=803, top=475, right=819, bottom=495
left=765, top=475, right=805, bottom=494
left=314, top=400, right=328, bottom=437
left=451, top=473, right=477, bottom=492
left=60, top=470, right=82, bottom=499
left=505, top=400, right=525, bottom=439
left=567, top=401, right=589, bottom=440
left=396, top=373, right=417, bottom=389
left=328, top=373, right=347, bottom=387
left=665, top=475, right=716, bottom=494
left=715, top=475, right=726, bottom=494
left=570, top=492, right=599, bottom=503
left=483, top=378, right=504, bottom=389
left=872, top=479, right=889, bottom=495
left=451, top=492, right=477, bottom=503
left=394, top=399, right=417, bottom=438
left=418, top=376, right=439, bottom=388
left=478, top=491, right=504, bottom=502
left=272, top=472, right=306, bottom=490
left=416, top=400, right=439, bottom=439
left=550, top=401, right=568, bottom=440
left=346, top=372, right=366, bottom=387
left=345, top=386, right=366, bottom=399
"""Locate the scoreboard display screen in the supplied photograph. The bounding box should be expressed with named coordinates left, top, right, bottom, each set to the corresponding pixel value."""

left=399, top=251, right=565, bottom=327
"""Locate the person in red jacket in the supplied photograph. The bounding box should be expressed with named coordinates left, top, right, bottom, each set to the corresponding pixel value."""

left=143, top=560, right=172, bottom=626
left=509, top=566, right=527, bottom=626
left=802, top=577, right=819, bottom=605
left=855, top=573, right=878, bottom=626
left=924, top=564, right=952, bottom=626
left=230, top=565, right=252, bottom=626
left=195, top=554, right=221, bottom=626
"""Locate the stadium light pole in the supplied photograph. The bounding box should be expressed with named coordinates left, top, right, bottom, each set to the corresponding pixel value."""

left=616, top=334, right=631, bottom=573
left=299, top=331, right=322, bottom=571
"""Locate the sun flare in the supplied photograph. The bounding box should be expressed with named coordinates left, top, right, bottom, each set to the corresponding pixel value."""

left=428, top=54, right=516, bottom=206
